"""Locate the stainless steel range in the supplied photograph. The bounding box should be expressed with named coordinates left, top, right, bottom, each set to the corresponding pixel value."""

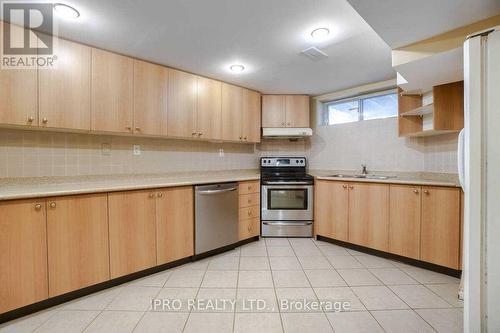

left=261, top=157, right=314, bottom=237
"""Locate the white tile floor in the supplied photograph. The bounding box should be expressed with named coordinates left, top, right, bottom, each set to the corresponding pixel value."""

left=0, top=238, right=463, bottom=333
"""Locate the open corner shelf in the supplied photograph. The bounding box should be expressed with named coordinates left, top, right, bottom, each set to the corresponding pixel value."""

left=400, top=104, right=433, bottom=117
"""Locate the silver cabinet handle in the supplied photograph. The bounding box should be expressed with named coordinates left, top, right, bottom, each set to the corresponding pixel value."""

left=263, top=221, right=312, bottom=226
left=27, top=116, right=34, bottom=123
left=49, top=202, right=56, bottom=208
left=413, top=189, right=419, bottom=194
left=42, top=118, right=48, bottom=124
left=157, top=192, right=163, bottom=198
left=34, top=203, right=42, bottom=210
left=197, top=187, right=238, bottom=195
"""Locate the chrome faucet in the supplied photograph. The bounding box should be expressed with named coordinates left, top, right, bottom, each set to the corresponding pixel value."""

left=361, top=164, right=368, bottom=175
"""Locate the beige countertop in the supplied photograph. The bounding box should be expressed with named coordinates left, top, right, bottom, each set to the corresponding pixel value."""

left=310, top=170, right=461, bottom=188
left=0, top=169, right=460, bottom=201
left=0, top=170, right=260, bottom=201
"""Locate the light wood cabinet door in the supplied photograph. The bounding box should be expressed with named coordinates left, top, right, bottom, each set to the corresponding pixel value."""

left=421, top=187, right=461, bottom=269
left=133, top=60, right=168, bottom=136
left=108, top=190, right=157, bottom=278
left=0, top=199, right=48, bottom=313
left=285, top=95, right=309, bottom=127
left=242, top=89, right=261, bottom=143
left=91, top=48, right=134, bottom=133
left=168, top=69, right=197, bottom=138
left=0, top=23, right=37, bottom=126
left=156, top=186, right=194, bottom=265
left=314, top=181, right=349, bottom=241
left=389, top=185, right=421, bottom=260
left=239, top=218, right=260, bottom=240
left=46, top=194, right=109, bottom=297
left=262, top=95, right=286, bottom=127
left=196, top=77, right=222, bottom=140
left=39, top=38, right=91, bottom=130
left=221, top=83, right=243, bottom=141
left=348, top=183, right=389, bottom=251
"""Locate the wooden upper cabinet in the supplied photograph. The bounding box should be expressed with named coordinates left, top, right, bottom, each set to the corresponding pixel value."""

left=421, top=186, right=461, bottom=269
left=262, top=95, right=285, bottom=127
left=222, top=83, right=244, bottom=141
left=348, top=183, right=389, bottom=251
left=108, top=190, right=157, bottom=278
left=433, top=81, right=464, bottom=131
left=285, top=95, right=310, bottom=127
left=0, top=199, right=48, bottom=313
left=389, top=185, right=421, bottom=260
left=262, top=95, right=309, bottom=128
left=0, top=22, right=38, bottom=127
left=168, top=69, right=197, bottom=138
left=91, top=48, right=134, bottom=133
left=46, top=194, right=109, bottom=297
left=242, top=89, right=261, bottom=143
left=133, top=60, right=168, bottom=136
left=196, top=76, right=222, bottom=140
left=314, top=181, right=349, bottom=241
left=39, top=38, right=91, bottom=130
left=156, top=186, right=194, bottom=265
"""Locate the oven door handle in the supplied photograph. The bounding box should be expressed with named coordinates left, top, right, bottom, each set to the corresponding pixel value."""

left=263, top=181, right=312, bottom=185
left=263, top=221, right=313, bottom=226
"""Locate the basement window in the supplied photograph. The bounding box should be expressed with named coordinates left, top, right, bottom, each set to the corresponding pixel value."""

left=322, top=89, right=398, bottom=125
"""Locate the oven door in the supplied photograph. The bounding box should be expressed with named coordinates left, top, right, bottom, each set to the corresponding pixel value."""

left=261, top=184, right=313, bottom=221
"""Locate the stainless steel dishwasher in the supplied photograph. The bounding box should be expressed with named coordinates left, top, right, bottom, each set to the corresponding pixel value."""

left=195, top=182, right=239, bottom=254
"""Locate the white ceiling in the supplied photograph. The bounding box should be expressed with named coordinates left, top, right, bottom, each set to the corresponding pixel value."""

left=347, top=0, right=500, bottom=49
left=6, top=0, right=395, bottom=95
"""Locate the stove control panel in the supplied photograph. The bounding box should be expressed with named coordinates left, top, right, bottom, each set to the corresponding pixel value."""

left=261, top=157, right=306, bottom=167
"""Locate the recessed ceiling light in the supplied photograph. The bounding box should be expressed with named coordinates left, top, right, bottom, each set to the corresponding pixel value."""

left=229, top=64, right=245, bottom=73
left=54, top=3, right=80, bottom=19
left=311, top=27, right=330, bottom=41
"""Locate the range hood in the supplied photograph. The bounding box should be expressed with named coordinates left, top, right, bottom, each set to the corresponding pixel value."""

left=262, top=127, right=313, bottom=138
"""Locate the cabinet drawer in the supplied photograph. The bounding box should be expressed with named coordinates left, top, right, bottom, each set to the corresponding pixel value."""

left=240, top=205, right=260, bottom=220
left=239, top=217, right=260, bottom=240
left=239, top=181, right=260, bottom=195
left=239, top=193, right=260, bottom=208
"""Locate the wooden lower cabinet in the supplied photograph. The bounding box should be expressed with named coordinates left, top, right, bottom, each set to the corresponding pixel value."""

left=46, top=194, right=109, bottom=297
left=238, top=181, right=260, bottom=240
left=156, top=187, right=194, bottom=265
left=0, top=199, right=48, bottom=313
left=389, top=185, right=422, bottom=260
left=314, top=180, right=349, bottom=241
left=108, top=190, right=157, bottom=278
left=239, top=218, right=260, bottom=240
left=348, top=183, right=389, bottom=252
left=420, top=186, right=461, bottom=269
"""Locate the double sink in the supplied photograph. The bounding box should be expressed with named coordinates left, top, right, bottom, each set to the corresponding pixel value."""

left=328, top=174, right=394, bottom=180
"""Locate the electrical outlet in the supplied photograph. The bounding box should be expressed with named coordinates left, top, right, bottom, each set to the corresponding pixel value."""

left=133, top=145, right=141, bottom=156
left=101, top=143, right=111, bottom=156
left=219, top=148, right=224, bottom=157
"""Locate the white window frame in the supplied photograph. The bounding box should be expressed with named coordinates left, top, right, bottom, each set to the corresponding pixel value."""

left=322, top=88, right=398, bottom=126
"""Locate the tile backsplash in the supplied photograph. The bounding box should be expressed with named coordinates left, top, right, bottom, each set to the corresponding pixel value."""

left=257, top=117, right=459, bottom=174
left=0, top=129, right=258, bottom=178
left=0, top=117, right=458, bottom=178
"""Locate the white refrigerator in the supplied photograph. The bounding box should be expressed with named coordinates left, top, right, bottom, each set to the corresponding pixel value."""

left=462, top=26, right=500, bottom=332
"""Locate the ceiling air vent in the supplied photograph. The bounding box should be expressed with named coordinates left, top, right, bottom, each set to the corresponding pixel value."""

left=301, top=46, right=328, bottom=61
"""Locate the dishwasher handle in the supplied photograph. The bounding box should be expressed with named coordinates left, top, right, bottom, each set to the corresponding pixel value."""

left=197, top=187, right=238, bottom=195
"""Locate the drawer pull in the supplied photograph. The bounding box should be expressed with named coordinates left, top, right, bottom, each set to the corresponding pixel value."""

left=49, top=202, right=56, bottom=208
left=34, top=203, right=42, bottom=210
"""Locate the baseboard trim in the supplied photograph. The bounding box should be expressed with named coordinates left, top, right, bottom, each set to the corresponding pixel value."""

left=0, top=237, right=260, bottom=324
left=316, top=235, right=462, bottom=278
